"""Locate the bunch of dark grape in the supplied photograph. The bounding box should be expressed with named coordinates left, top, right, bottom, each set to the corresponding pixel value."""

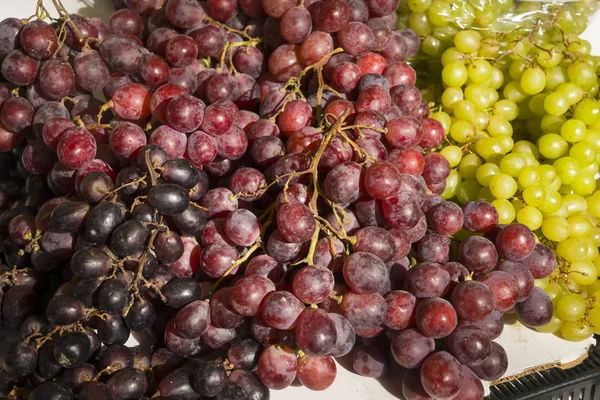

left=0, top=0, right=560, bottom=399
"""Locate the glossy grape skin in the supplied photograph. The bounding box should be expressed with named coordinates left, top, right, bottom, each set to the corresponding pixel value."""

left=1, top=97, right=34, bottom=135
left=190, top=360, right=227, bottom=396
left=384, top=290, right=417, bottom=330
left=229, top=275, right=275, bottom=317
left=462, top=201, right=499, bottom=233
left=106, top=367, right=148, bottom=400
left=516, top=287, right=553, bottom=328
left=496, top=260, right=535, bottom=302
left=342, top=252, right=388, bottom=294
left=166, top=0, right=206, bottom=28
left=294, top=308, right=336, bottom=357
left=520, top=243, right=556, bottom=279
left=292, top=266, right=335, bottom=304
left=340, top=291, right=387, bottom=330
left=470, top=342, right=508, bottom=381
left=352, top=345, right=386, bottom=378
left=495, top=223, right=536, bottom=261
left=447, top=325, right=491, bottom=367
left=478, top=271, right=520, bottom=313
left=260, top=290, right=303, bottom=330
left=52, top=331, right=91, bottom=369
left=210, top=287, right=246, bottom=329
left=328, top=313, right=356, bottom=357
left=29, top=381, right=73, bottom=400
left=4, top=341, right=37, bottom=377
left=296, top=355, right=337, bottom=391
left=406, top=262, right=450, bottom=299
left=451, top=280, right=495, bottom=323
left=427, top=201, right=464, bottom=236
left=391, top=329, right=435, bottom=369
left=257, top=345, right=297, bottom=390
left=312, top=0, right=350, bottom=33
left=458, top=236, right=498, bottom=274
left=415, top=297, right=457, bottom=339
left=2, top=50, right=39, bottom=86
left=420, top=351, right=464, bottom=400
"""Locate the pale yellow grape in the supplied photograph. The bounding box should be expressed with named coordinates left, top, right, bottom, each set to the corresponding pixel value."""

left=517, top=205, right=543, bottom=230
left=537, top=134, right=568, bottom=159
left=544, top=92, right=570, bottom=116
left=547, top=177, right=562, bottom=192
left=479, top=37, right=500, bottom=59
left=545, top=282, right=563, bottom=300
left=556, top=238, right=589, bottom=263
left=544, top=66, right=568, bottom=91
left=536, top=48, right=563, bottom=68
left=574, top=210, right=598, bottom=227
left=582, top=162, right=599, bottom=175
left=473, top=111, right=490, bottom=130
left=586, top=307, right=600, bottom=335
left=477, top=186, right=495, bottom=202
left=427, top=0, right=453, bottom=26
left=453, top=100, right=477, bottom=121
left=557, top=82, right=585, bottom=106
left=541, top=215, right=570, bottom=241
left=503, top=81, right=528, bottom=103
left=568, top=61, right=597, bottom=89
left=513, top=140, right=540, bottom=158
left=556, top=293, right=587, bottom=322
left=538, top=189, right=563, bottom=213
left=537, top=165, right=558, bottom=186
left=440, top=47, right=464, bottom=66
left=487, top=115, right=512, bottom=137
left=527, top=94, right=547, bottom=117
left=522, top=185, right=546, bottom=206
left=534, top=277, right=549, bottom=289
left=573, top=98, right=600, bottom=125
left=593, top=227, right=600, bottom=246
left=509, top=59, right=529, bottom=81
left=442, top=170, right=461, bottom=199
left=563, top=194, right=588, bottom=215
left=586, top=195, right=600, bottom=218
left=569, top=142, right=597, bottom=166
left=476, top=163, right=501, bottom=186
left=585, top=238, right=599, bottom=261
left=441, top=87, right=464, bottom=109
left=496, top=135, right=514, bottom=154
left=475, top=137, right=503, bottom=159
left=518, top=166, right=541, bottom=188
left=583, top=129, right=600, bottom=151
left=499, top=153, right=526, bottom=177
left=431, top=111, right=452, bottom=133
left=442, top=62, right=469, bottom=87
left=540, top=115, right=566, bottom=134
left=491, top=198, right=515, bottom=224
left=464, top=84, right=492, bottom=109
left=553, top=157, right=581, bottom=185
left=489, top=173, right=517, bottom=199
left=560, top=321, right=593, bottom=342
left=485, top=67, right=504, bottom=90
left=568, top=261, right=598, bottom=286
left=456, top=179, right=481, bottom=204
left=571, top=172, right=596, bottom=196
left=408, top=12, right=432, bottom=36
left=536, top=316, right=562, bottom=334
left=407, top=0, right=432, bottom=13
left=457, top=153, right=482, bottom=180
left=520, top=67, right=546, bottom=95
left=467, top=59, right=493, bottom=84
left=493, top=99, right=519, bottom=121
left=439, top=145, right=463, bottom=167
left=560, top=119, right=587, bottom=143
left=450, top=120, right=478, bottom=143
left=454, top=30, right=481, bottom=53
left=568, top=215, right=595, bottom=238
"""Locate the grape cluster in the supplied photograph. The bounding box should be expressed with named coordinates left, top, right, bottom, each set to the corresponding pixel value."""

left=408, top=0, right=600, bottom=342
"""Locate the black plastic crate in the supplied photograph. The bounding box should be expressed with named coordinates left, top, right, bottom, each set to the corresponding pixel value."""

left=490, top=339, right=600, bottom=400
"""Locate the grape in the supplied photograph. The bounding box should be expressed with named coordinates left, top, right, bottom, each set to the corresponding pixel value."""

left=420, top=351, right=463, bottom=400
left=353, top=346, right=386, bottom=378
left=190, top=361, right=227, bottom=396
left=2, top=50, right=39, bottom=86
left=463, top=201, right=499, bottom=233
left=312, top=0, right=350, bottom=33
left=29, top=382, right=73, bottom=400
left=391, top=329, right=435, bottom=368
left=470, top=342, right=508, bottom=381
left=295, top=308, right=336, bottom=357
left=447, top=325, right=491, bottom=367
left=107, top=368, right=148, bottom=399
left=4, top=341, right=37, bottom=377
left=257, top=345, right=297, bottom=389
left=300, top=31, right=334, bottom=65
left=1, top=97, right=33, bottom=135
left=342, top=252, right=388, bottom=294
left=293, top=266, right=335, bottom=304
left=520, top=243, right=556, bottom=279
left=53, top=331, right=92, bottom=368
left=478, top=271, right=519, bottom=313
left=415, top=297, right=457, bottom=338
left=340, top=291, right=387, bottom=329
left=495, top=223, right=536, bottom=261
left=230, top=275, right=275, bottom=316
left=496, top=260, right=534, bottom=301
left=405, top=262, right=450, bottom=298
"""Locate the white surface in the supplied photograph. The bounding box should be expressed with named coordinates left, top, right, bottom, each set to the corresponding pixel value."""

left=1, top=0, right=599, bottom=399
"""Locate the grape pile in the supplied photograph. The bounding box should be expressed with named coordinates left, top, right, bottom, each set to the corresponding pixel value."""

left=0, top=0, right=576, bottom=399
left=406, top=0, right=600, bottom=342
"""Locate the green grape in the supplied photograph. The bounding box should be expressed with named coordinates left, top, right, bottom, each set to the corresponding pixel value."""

left=586, top=195, right=600, bottom=218
left=450, top=120, right=477, bottom=143
left=556, top=293, right=587, bottom=322
left=545, top=66, right=568, bottom=91
left=495, top=135, right=514, bottom=154
left=505, top=39, right=530, bottom=60
left=586, top=306, right=600, bottom=335
left=574, top=210, right=598, bottom=227
left=567, top=260, right=598, bottom=285
left=568, top=38, right=592, bottom=56
left=530, top=93, right=550, bottom=115
left=477, top=186, right=495, bottom=202
left=588, top=288, right=600, bottom=306
left=464, top=84, right=491, bottom=109
left=439, top=146, right=463, bottom=167
left=582, top=162, right=599, bottom=175
left=540, top=115, right=567, bottom=134
left=538, top=133, right=569, bottom=159
left=442, top=62, right=469, bottom=87
left=568, top=214, right=595, bottom=238
left=431, top=111, right=452, bottom=133
left=493, top=99, right=519, bottom=121
left=545, top=282, right=563, bottom=300
left=571, top=173, right=597, bottom=196
left=509, top=59, right=529, bottom=81
left=474, top=7, right=496, bottom=27
left=554, top=157, right=581, bottom=185
left=573, top=98, right=600, bottom=126
left=476, top=162, right=501, bottom=186
left=537, top=165, right=558, bottom=186
left=536, top=48, right=563, bottom=68
left=474, top=137, right=503, bottom=159
left=525, top=117, right=543, bottom=138
left=456, top=179, right=481, bottom=204
left=409, top=12, right=432, bottom=36
left=541, top=215, right=570, bottom=242
left=485, top=67, right=504, bottom=90
left=585, top=238, right=599, bottom=261
left=560, top=119, right=587, bottom=143
left=557, top=83, right=585, bottom=106
left=454, top=29, right=481, bottom=53
left=520, top=67, right=546, bottom=95
left=563, top=194, right=588, bottom=215
left=492, top=198, right=516, bottom=224
left=428, top=0, right=453, bottom=26
left=518, top=166, right=541, bottom=188
left=521, top=152, right=541, bottom=168
left=408, top=0, right=432, bottom=13
left=556, top=238, right=589, bottom=263
left=503, top=81, right=528, bottom=103
left=499, top=153, right=526, bottom=177
left=539, top=189, right=562, bottom=213
left=487, top=115, right=513, bottom=137
left=548, top=177, right=563, bottom=192
left=442, top=170, right=461, bottom=199
left=489, top=173, right=517, bottom=199
left=432, top=24, right=459, bottom=42
left=453, top=100, right=477, bottom=121
left=442, top=87, right=464, bottom=109
left=422, top=36, right=442, bottom=56
left=479, top=38, right=501, bottom=59
left=473, top=111, right=490, bottom=130
left=534, top=277, right=549, bottom=289
left=583, top=129, right=600, bottom=151
left=569, top=142, right=597, bottom=166
left=517, top=205, right=543, bottom=230
left=513, top=140, right=540, bottom=158
left=451, top=2, right=476, bottom=28
left=568, top=61, right=597, bottom=89
left=522, top=185, right=546, bottom=206
left=536, top=315, right=562, bottom=334
left=544, top=92, right=570, bottom=116
left=467, top=59, right=493, bottom=84
left=560, top=320, right=593, bottom=342
left=441, top=47, right=465, bottom=66
left=458, top=153, right=482, bottom=179
left=593, top=227, right=600, bottom=246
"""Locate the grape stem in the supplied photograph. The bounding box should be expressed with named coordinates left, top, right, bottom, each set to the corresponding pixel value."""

left=208, top=239, right=263, bottom=297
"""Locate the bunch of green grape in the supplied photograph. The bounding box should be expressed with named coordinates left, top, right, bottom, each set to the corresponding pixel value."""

left=421, top=24, right=600, bottom=341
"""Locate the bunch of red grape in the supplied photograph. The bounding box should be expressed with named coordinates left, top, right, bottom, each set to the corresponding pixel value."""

left=0, top=0, right=560, bottom=399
